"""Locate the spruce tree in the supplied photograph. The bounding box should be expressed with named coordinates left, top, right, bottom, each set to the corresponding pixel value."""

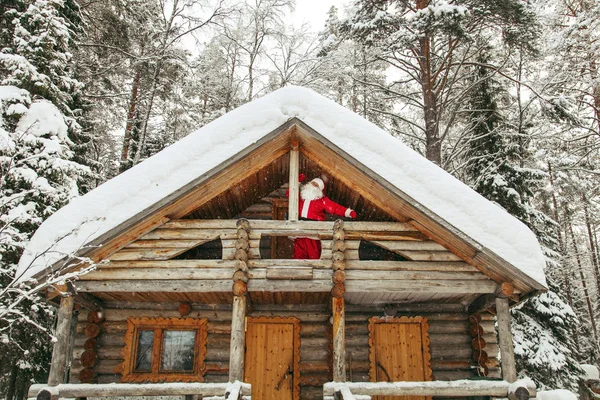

left=0, top=0, right=91, bottom=397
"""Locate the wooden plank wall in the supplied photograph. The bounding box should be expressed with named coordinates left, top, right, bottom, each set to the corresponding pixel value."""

left=69, top=303, right=499, bottom=399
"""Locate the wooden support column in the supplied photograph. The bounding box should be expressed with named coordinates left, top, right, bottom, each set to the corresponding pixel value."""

left=332, top=297, right=346, bottom=382
left=229, top=219, right=250, bottom=382
left=331, top=220, right=346, bottom=382
left=496, top=297, right=517, bottom=383
left=48, top=295, right=75, bottom=386
left=288, top=139, right=299, bottom=221
left=229, top=295, right=247, bottom=382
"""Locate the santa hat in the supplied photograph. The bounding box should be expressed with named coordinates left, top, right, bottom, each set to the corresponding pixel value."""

left=311, top=178, right=325, bottom=191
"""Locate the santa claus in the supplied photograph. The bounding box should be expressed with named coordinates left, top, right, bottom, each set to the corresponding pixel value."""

left=293, top=177, right=356, bottom=259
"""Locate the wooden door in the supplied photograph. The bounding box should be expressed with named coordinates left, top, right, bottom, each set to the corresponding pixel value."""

left=244, top=317, right=300, bottom=400
left=368, top=317, right=432, bottom=400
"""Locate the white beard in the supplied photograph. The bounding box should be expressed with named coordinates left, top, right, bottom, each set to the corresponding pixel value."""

left=300, top=183, right=323, bottom=201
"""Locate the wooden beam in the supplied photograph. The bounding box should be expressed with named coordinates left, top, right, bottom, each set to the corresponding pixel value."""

left=468, top=294, right=497, bottom=315
left=332, top=297, right=346, bottom=382
left=72, top=292, right=104, bottom=312
left=288, top=139, right=300, bottom=221
left=323, top=380, right=535, bottom=397
left=73, top=280, right=232, bottom=292
left=29, top=382, right=252, bottom=398
left=496, top=297, right=517, bottom=383
left=228, top=295, right=247, bottom=382
left=345, top=279, right=497, bottom=293
left=48, top=295, right=75, bottom=386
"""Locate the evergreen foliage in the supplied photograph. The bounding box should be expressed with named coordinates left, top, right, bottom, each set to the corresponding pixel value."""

left=0, top=0, right=90, bottom=397
left=463, top=45, right=583, bottom=389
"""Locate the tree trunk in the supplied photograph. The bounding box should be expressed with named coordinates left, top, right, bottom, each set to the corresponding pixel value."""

left=6, top=364, right=18, bottom=400
left=548, top=164, right=575, bottom=316
left=416, top=0, right=441, bottom=165
left=567, top=214, right=599, bottom=344
left=582, top=195, right=600, bottom=293
left=119, top=69, right=142, bottom=173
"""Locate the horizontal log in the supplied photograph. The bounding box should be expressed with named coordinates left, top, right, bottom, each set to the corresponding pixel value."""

left=74, top=280, right=233, bottom=293
left=344, top=261, right=478, bottom=272
left=345, top=303, right=465, bottom=313
left=323, top=380, right=535, bottom=397
left=249, top=259, right=332, bottom=269
left=141, top=229, right=221, bottom=240
left=395, top=251, right=463, bottom=262
left=104, top=260, right=236, bottom=269
left=71, top=360, right=121, bottom=375
left=372, top=240, right=447, bottom=252
left=343, top=270, right=490, bottom=281
left=74, top=346, right=122, bottom=361
left=126, top=239, right=215, bottom=248
left=266, top=267, right=313, bottom=280
left=80, top=268, right=237, bottom=281
left=345, top=280, right=497, bottom=294
left=77, top=308, right=233, bottom=322
left=222, top=247, right=260, bottom=259
left=300, top=362, right=330, bottom=373
left=247, top=279, right=332, bottom=292
left=108, top=248, right=187, bottom=261
left=29, top=382, right=251, bottom=397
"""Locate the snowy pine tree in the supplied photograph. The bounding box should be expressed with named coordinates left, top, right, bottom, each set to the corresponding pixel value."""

left=0, top=0, right=91, bottom=397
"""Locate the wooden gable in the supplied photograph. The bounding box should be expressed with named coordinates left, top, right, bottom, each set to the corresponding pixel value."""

left=45, top=118, right=543, bottom=309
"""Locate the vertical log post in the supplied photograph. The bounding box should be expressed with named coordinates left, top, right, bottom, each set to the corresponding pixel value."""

left=288, top=139, right=300, bottom=221
left=48, top=294, right=75, bottom=386
left=496, top=297, right=517, bottom=383
left=332, top=220, right=346, bottom=382
left=229, top=219, right=251, bottom=382
left=229, top=295, right=247, bottom=383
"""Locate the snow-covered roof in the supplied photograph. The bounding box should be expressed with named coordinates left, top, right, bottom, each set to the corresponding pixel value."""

left=18, top=86, right=547, bottom=288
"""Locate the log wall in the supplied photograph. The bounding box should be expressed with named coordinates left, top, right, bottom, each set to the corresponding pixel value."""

left=70, top=303, right=499, bottom=399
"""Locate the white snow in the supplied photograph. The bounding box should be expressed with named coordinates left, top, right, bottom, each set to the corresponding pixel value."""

left=581, top=364, right=600, bottom=380
left=16, top=100, right=68, bottom=141
left=17, top=86, right=547, bottom=288
left=537, top=389, right=578, bottom=400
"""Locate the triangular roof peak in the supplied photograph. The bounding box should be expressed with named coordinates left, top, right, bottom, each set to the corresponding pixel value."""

left=18, top=86, right=547, bottom=291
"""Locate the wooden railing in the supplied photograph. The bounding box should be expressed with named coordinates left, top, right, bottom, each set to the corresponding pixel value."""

left=28, top=381, right=251, bottom=400
left=323, top=379, right=536, bottom=400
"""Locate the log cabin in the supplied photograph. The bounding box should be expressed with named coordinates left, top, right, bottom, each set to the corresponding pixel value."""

left=20, top=86, right=546, bottom=400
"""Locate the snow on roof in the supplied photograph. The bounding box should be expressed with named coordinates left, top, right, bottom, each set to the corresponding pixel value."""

left=17, top=86, right=547, bottom=287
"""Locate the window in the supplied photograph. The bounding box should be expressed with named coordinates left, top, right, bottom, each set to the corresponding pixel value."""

left=120, top=317, right=207, bottom=382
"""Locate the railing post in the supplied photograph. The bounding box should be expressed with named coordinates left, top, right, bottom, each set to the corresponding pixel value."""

left=48, top=294, right=75, bottom=386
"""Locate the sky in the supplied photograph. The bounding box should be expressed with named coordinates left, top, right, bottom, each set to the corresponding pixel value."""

left=291, top=0, right=349, bottom=31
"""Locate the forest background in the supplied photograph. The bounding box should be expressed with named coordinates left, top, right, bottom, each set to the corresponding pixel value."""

left=0, top=0, right=599, bottom=398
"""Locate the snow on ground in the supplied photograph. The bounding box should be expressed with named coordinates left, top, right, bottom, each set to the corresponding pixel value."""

left=17, top=86, right=547, bottom=287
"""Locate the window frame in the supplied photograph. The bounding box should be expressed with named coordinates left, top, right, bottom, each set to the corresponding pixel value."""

left=120, top=317, right=208, bottom=383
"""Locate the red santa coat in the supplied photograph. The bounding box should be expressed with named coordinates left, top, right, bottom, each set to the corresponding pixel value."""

left=293, top=195, right=353, bottom=259
left=298, top=196, right=353, bottom=221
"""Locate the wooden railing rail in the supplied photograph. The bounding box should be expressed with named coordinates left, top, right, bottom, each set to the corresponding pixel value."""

left=323, top=380, right=535, bottom=399
left=28, top=381, right=251, bottom=400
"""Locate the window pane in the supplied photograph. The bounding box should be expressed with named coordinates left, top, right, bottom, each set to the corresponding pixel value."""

left=135, top=330, right=154, bottom=371
left=161, top=330, right=195, bottom=371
